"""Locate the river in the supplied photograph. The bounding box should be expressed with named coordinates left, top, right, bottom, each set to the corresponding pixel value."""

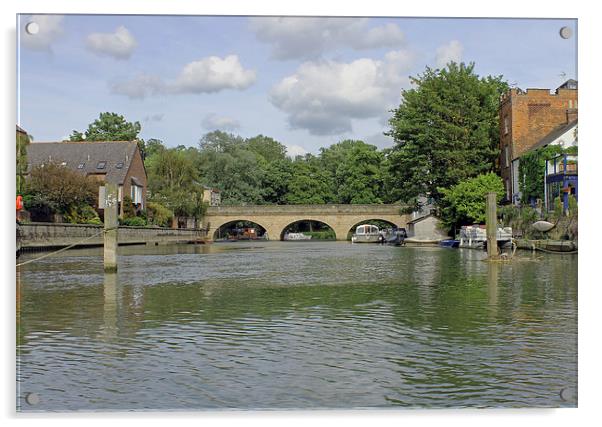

left=16, top=241, right=577, bottom=411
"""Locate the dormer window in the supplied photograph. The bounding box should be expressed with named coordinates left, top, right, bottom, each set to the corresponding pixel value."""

left=97, top=161, right=107, bottom=169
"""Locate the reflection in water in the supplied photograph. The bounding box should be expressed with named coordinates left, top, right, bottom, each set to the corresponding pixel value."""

left=16, top=242, right=577, bottom=410
left=487, top=261, right=499, bottom=317
left=101, top=273, right=119, bottom=342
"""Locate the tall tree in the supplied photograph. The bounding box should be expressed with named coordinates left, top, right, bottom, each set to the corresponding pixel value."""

left=319, top=140, right=386, bottom=204
left=246, top=135, right=287, bottom=163
left=386, top=62, right=508, bottom=210
left=69, top=112, right=142, bottom=142
left=286, top=155, right=335, bottom=204
left=198, top=131, right=265, bottom=204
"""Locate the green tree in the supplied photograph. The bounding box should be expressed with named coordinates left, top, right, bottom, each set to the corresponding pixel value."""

left=438, top=172, right=505, bottom=231
left=387, top=62, right=508, bottom=210
left=328, top=141, right=385, bottom=204
left=286, top=156, right=335, bottom=204
left=24, top=163, right=98, bottom=219
left=16, top=130, right=31, bottom=195
left=246, top=135, right=287, bottom=163
left=199, top=130, right=245, bottom=153
left=198, top=131, right=265, bottom=204
left=262, top=158, right=293, bottom=204
left=69, top=112, right=141, bottom=142
left=518, top=145, right=574, bottom=204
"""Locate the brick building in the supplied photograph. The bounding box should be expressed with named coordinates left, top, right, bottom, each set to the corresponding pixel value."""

left=26, top=141, right=147, bottom=218
left=499, top=79, right=578, bottom=202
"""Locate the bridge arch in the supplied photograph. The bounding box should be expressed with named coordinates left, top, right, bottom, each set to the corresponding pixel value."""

left=280, top=218, right=337, bottom=240
left=212, top=219, right=269, bottom=241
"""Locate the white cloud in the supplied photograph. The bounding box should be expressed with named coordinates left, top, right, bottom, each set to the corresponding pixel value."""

left=286, top=144, right=308, bottom=158
left=201, top=113, right=241, bottom=131
left=21, top=15, right=64, bottom=51
left=249, top=17, right=405, bottom=60
left=269, top=50, right=413, bottom=135
left=86, top=26, right=138, bottom=60
left=172, top=55, right=256, bottom=94
left=111, top=55, right=256, bottom=99
left=435, top=40, right=464, bottom=68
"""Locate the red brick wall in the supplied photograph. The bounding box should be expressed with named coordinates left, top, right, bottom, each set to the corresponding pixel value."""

left=123, top=145, right=148, bottom=208
left=499, top=87, right=578, bottom=198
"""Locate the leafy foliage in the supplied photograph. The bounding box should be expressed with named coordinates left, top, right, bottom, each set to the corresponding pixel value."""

left=146, top=201, right=173, bottom=227
left=386, top=62, right=508, bottom=210
left=518, top=145, right=564, bottom=204
left=69, top=112, right=141, bottom=142
left=121, top=216, right=147, bottom=227
left=439, top=172, right=505, bottom=230
left=145, top=142, right=208, bottom=218
left=63, top=204, right=102, bottom=225
left=499, top=205, right=540, bottom=238
left=16, top=130, right=31, bottom=195
left=25, top=163, right=98, bottom=217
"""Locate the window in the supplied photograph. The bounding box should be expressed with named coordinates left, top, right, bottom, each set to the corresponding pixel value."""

left=77, top=162, right=85, bottom=169
left=115, top=162, right=124, bottom=169
left=503, top=115, right=509, bottom=135
left=97, top=161, right=107, bottom=169
left=504, top=146, right=510, bottom=168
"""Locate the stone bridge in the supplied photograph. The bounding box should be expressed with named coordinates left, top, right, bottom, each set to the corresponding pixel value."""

left=204, top=204, right=411, bottom=241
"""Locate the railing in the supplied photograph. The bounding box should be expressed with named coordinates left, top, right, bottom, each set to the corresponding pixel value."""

left=546, top=154, right=578, bottom=176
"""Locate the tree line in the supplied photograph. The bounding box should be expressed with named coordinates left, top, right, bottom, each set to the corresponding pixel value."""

left=20, top=62, right=511, bottom=232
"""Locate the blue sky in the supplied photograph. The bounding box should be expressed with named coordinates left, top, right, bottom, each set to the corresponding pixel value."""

left=17, top=15, right=577, bottom=155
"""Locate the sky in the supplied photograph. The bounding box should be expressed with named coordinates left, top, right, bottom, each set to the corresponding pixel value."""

left=17, top=15, right=577, bottom=156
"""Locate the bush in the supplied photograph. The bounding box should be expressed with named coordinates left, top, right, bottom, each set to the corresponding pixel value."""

left=64, top=204, right=103, bottom=225
left=26, top=163, right=97, bottom=213
left=121, top=216, right=147, bottom=227
left=146, top=201, right=173, bottom=227
left=438, top=172, right=505, bottom=231
left=122, top=195, right=137, bottom=218
left=499, top=204, right=540, bottom=238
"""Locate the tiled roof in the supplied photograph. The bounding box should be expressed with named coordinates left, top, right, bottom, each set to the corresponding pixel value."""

left=26, top=141, right=139, bottom=185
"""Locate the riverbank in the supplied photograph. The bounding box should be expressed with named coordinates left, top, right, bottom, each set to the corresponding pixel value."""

left=18, top=222, right=207, bottom=253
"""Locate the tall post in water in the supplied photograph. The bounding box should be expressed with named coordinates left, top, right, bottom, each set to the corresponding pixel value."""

left=486, top=192, right=499, bottom=259
left=104, top=183, right=118, bottom=272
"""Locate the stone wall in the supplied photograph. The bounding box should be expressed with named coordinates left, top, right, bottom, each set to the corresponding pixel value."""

left=204, top=204, right=411, bottom=241
left=19, top=222, right=206, bottom=249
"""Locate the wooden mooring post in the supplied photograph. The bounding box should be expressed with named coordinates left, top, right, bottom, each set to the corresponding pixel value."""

left=104, top=183, right=118, bottom=272
left=486, top=192, right=499, bottom=260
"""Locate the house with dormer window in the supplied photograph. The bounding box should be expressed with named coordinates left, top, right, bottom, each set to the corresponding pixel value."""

left=26, top=141, right=147, bottom=217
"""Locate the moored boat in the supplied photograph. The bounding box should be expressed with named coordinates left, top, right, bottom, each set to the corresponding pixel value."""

left=439, top=239, right=460, bottom=248
left=284, top=232, right=312, bottom=241
left=351, top=224, right=381, bottom=243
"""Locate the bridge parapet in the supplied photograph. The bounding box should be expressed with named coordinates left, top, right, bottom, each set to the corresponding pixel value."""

left=206, top=204, right=406, bottom=215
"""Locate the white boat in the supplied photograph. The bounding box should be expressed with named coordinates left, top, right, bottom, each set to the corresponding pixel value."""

left=351, top=224, right=381, bottom=243
left=284, top=232, right=312, bottom=241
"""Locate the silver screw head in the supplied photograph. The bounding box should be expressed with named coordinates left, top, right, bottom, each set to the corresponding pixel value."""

left=25, top=22, right=39, bottom=35
left=559, top=26, right=573, bottom=39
